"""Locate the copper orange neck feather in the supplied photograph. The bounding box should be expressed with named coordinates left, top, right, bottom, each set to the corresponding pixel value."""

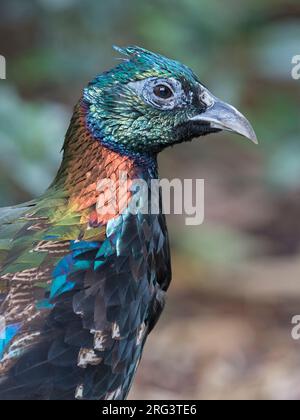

left=51, top=101, right=157, bottom=225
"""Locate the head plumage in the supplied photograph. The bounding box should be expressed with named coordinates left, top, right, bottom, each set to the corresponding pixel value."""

left=109, top=45, right=198, bottom=84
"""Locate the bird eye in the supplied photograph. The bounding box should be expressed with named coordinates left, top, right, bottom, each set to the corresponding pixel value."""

left=153, top=84, right=173, bottom=100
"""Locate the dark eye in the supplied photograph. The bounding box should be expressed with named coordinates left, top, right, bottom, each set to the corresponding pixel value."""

left=153, top=84, right=173, bottom=99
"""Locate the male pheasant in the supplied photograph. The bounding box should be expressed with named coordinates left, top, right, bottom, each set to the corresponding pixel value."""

left=0, top=46, right=257, bottom=400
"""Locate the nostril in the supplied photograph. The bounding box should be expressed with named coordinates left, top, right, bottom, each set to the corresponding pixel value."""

left=199, top=90, right=214, bottom=108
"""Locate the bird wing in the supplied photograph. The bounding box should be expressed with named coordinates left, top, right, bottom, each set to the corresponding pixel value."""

left=0, top=192, right=171, bottom=399
left=0, top=191, right=102, bottom=398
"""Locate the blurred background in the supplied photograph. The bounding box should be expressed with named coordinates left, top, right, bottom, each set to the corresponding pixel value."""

left=1, top=0, right=300, bottom=400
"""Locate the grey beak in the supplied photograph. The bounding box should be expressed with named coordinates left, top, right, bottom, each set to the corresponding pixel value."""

left=190, top=95, right=258, bottom=144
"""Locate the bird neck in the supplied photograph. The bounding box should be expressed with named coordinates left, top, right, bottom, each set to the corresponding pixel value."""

left=50, top=100, right=158, bottom=225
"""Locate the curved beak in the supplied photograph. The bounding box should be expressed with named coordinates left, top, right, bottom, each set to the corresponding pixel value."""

left=190, top=95, right=258, bottom=144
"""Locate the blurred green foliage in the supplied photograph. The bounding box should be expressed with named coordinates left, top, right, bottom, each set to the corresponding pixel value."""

left=0, top=86, right=69, bottom=204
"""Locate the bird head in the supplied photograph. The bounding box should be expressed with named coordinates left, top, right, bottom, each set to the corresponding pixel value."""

left=83, top=46, right=257, bottom=158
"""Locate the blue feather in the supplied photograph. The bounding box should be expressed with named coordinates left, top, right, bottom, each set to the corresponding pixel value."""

left=0, top=323, right=21, bottom=359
